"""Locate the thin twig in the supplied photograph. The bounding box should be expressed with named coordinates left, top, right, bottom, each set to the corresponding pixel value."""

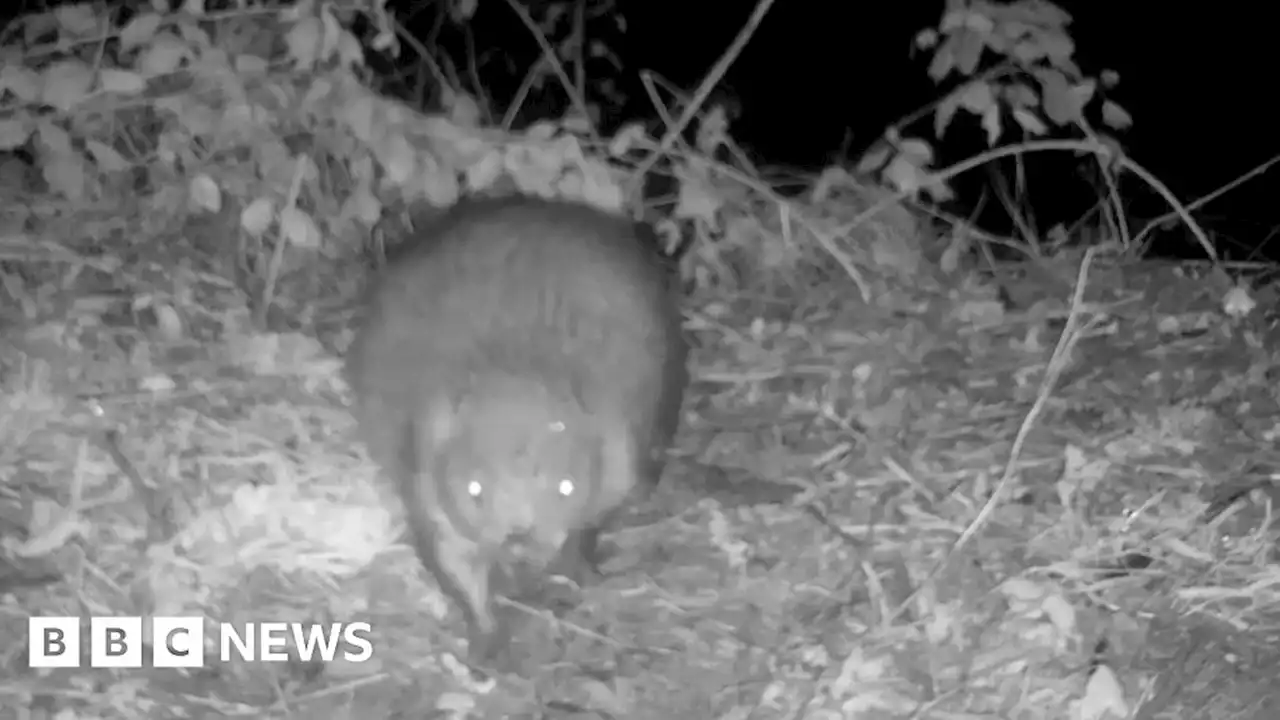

left=628, top=0, right=777, bottom=188
left=889, top=245, right=1102, bottom=623
left=1131, top=151, right=1280, bottom=253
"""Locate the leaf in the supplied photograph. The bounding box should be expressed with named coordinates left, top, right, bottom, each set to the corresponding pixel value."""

left=883, top=153, right=925, bottom=195
left=452, top=0, right=478, bottom=21
left=188, top=174, right=222, bottom=213
left=120, top=12, right=162, bottom=50
left=940, top=230, right=969, bottom=274
left=1079, top=665, right=1128, bottom=720
left=580, top=677, right=631, bottom=715
left=228, top=333, right=280, bottom=375
left=608, top=122, right=648, bottom=156
left=954, top=298, right=1003, bottom=326
left=423, top=161, right=460, bottom=206
left=0, top=65, right=40, bottom=102
left=898, top=137, right=934, bottom=165
left=958, top=80, right=995, bottom=113
left=371, top=27, right=396, bottom=52
left=436, top=691, right=478, bottom=713
left=54, top=3, right=98, bottom=36
left=85, top=140, right=129, bottom=172
left=36, top=119, right=72, bottom=153
left=577, top=161, right=623, bottom=211
left=153, top=304, right=184, bottom=341
left=1039, top=593, right=1078, bottom=638
left=447, top=91, right=481, bottom=128
left=525, top=121, right=558, bottom=141
left=43, top=153, right=87, bottom=201
left=940, top=8, right=966, bottom=32
left=855, top=142, right=891, bottom=174
left=22, top=11, right=57, bottom=46
left=139, top=34, right=189, bottom=75
left=1036, top=67, right=1075, bottom=125
left=927, top=34, right=957, bottom=81
left=934, top=92, right=959, bottom=138
left=41, top=60, right=94, bottom=113
left=383, top=134, right=417, bottom=186
left=236, top=54, right=269, bottom=75
left=674, top=164, right=719, bottom=225
left=961, top=8, right=994, bottom=33
left=924, top=179, right=954, bottom=203
left=286, top=16, right=322, bottom=69
left=998, top=577, right=1045, bottom=604
left=280, top=207, right=321, bottom=249
left=320, top=6, right=343, bottom=63
left=871, top=228, right=920, bottom=276
left=1012, top=108, right=1047, bottom=136
left=337, top=30, right=364, bottom=67
left=1003, top=82, right=1038, bottom=107
left=0, top=117, right=31, bottom=149
left=1038, top=31, right=1076, bottom=67
left=562, top=109, right=594, bottom=135
left=1072, top=79, right=1097, bottom=108
left=99, top=69, right=145, bottom=95
left=15, top=497, right=85, bottom=557
left=241, top=198, right=275, bottom=237
left=1101, top=100, right=1132, bottom=130
left=342, top=188, right=382, bottom=227
left=981, top=103, right=1001, bottom=145
left=343, top=95, right=377, bottom=143
left=956, top=28, right=984, bottom=75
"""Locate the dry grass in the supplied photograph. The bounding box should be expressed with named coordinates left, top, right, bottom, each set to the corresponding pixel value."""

left=1, top=190, right=1278, bottom=720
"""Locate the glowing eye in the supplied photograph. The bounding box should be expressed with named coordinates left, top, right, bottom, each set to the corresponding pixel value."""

left=557, top=478, right=575, bottom=497
left=466, top=480, right=484, bottom=501
left=548, top=420, right=566, bottom=433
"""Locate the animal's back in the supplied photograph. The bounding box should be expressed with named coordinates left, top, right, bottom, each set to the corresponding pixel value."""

left=347, top=196, right=687, bottom=488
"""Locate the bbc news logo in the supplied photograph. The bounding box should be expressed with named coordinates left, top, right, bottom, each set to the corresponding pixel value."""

left=29, top=617, right=373, bottom=668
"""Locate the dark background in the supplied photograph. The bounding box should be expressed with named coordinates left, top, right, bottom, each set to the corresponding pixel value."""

left=3, top=1, right=1271, bottom=259
left=634, top=1, right=1277, bottom=260
left=398, top=0, right=1277, bottom=260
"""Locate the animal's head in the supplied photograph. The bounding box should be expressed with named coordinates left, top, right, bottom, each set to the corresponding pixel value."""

left=421, top=375, right=605, bottom=561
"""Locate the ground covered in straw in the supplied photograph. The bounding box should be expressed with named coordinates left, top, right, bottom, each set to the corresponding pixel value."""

left=3, top=201, right=1279, bottom=720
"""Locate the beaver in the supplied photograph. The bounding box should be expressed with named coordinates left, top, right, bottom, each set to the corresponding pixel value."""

left=345, top=195, right=690, bottom=663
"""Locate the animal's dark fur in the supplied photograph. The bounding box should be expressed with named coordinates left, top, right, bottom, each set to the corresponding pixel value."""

left=345, top=196, right=689, bottom=663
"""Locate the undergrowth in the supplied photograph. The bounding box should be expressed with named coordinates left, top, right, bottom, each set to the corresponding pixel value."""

left=0, top=1, right=1276, bottom=720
